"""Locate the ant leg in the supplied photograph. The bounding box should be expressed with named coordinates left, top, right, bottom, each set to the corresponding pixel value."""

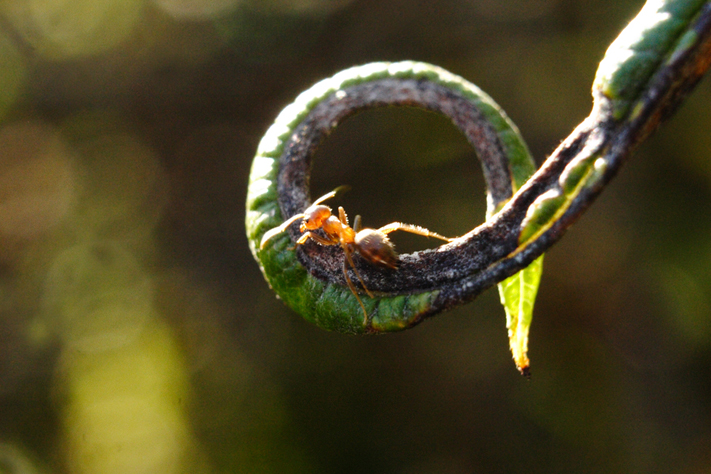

left=339, top=208, right=364, bottom=234
left=295, top=231, right=337, bottom=246
left=342, top=259, right=370, bottom=325
left=342, top=244, right=374, bottom=298
left=340, top=244, right=372, bottom=326
left=338, top=206, right=349, bottom=226
left=352, top=215, right=362, bottom=232
left=260, top=213, right=305, bottom=249
left=377, top=222, right=453, bottom=242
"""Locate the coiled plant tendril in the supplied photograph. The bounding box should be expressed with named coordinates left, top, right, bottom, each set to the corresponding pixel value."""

left=247, top=0, right=711, bottom=374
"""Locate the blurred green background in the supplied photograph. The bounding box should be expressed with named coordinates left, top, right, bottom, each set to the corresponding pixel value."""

left=1, top=0, right=711, bottom=472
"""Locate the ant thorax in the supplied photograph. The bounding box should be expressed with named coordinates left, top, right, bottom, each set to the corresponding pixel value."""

left=320, top=216, right=345, bottom=239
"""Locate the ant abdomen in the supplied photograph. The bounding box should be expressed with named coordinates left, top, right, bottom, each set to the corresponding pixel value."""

left=354, top=229, right=399, bottom=269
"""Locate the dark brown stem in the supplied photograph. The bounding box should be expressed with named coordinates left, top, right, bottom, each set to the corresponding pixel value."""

left=276, top=4, right=711, bottom=320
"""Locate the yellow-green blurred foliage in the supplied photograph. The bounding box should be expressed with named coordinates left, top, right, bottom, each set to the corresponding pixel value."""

left=1, top=0, right=711, bottom=473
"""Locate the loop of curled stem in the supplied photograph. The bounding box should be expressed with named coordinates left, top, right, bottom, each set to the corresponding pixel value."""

left=248, top=61, right=536, bottom=332
left=278, top=77, right=521, bottom=296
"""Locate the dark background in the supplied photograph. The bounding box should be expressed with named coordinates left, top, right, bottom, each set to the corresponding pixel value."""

left=1, top=0, right=711, bottom=472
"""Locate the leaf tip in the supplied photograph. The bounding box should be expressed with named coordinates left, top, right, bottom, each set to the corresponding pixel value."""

left=518, top=364, right=531, bottom=379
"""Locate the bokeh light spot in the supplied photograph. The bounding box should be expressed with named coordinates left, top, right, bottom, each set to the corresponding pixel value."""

left=61, top=120, right=168, bottom=246
left=4, top=0, right=146, bottom=59
left=59, top=319, right=195, bottom=474
left=249, top=0, right=353, bottom=15
left=0, top=442, right=41, bottom=474
left=152, top=0, right=243, bottom=20
left=0, top=32, right=27, bottom=121
left=43, top=242, right=152, bottom=352
left=0, top=121, right=75, bottom=240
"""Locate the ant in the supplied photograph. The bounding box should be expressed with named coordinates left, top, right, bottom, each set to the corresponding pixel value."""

left=260, top=188, right=453, bottom=325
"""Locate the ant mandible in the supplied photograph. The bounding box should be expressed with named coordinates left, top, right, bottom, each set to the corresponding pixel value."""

left=260, top=188, right=453, bottom=326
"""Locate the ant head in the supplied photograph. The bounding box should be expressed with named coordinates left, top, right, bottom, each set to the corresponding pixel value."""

left=300, top=205, right=332, bottom=231
left=354, top=229, right=398, bottom=269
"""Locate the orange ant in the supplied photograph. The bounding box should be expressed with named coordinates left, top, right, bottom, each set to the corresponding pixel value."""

left=260, top=188, right=453, bottom=325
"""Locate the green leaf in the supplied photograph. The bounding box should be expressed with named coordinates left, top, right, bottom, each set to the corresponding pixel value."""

left=489, top=124, right=542, bottom=376
left=497, top=255, right=544, bottom=377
